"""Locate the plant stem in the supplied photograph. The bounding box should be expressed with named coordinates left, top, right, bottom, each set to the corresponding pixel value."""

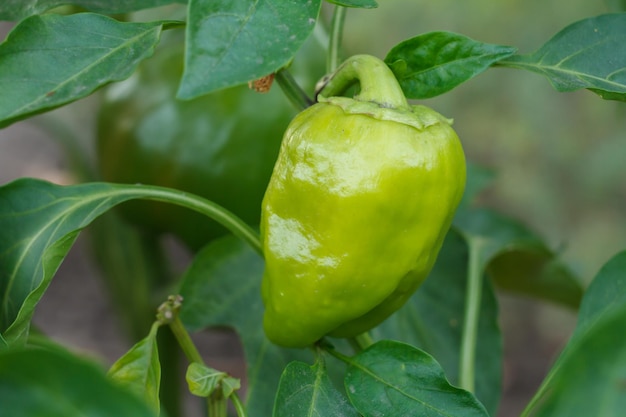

left=168, top=315, right=205, bottom=365
left=118, top=184, right=263, bottom=257
left=159, top=297, right=247, bottom=417
left=209, top=391, right=227, bottom=417
left=230, top=393, right=247, bottom=417
left=348, top=332, right=374, bottom=353
left=158, top=297, right=213, bottom=416
left=323, top=345, right=354, bottom=365
left=327, top=5, right=347, bottom=73
left=275, top=68, right=314, bottom=111
left=458, top=237, right=485, bottom=393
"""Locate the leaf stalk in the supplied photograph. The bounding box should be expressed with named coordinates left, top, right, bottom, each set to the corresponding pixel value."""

left=327, top=5, right=347, bottom=73
left=458, top=237, right=485, bottom=393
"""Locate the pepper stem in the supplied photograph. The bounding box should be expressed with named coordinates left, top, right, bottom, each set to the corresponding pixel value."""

left=317, top=54, right=409, bottom=110
left=275, top=68, right=314, bottom=111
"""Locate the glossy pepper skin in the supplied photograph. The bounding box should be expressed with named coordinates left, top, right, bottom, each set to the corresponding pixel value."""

left=261, top=55, right=466, bottom=348
left=97, top=32, right=324, bottom=251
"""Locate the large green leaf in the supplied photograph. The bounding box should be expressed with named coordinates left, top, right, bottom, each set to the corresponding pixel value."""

left=372, top=229, right=501, bottom=415
left=0, top=0, right=184, bottom=21
left=178, top=236, right=313, bottom=416
left=0, top=180, right=139, bottom=346
left=274, top=359, right=359, bottom=417
left=0, top=178, right=256, bottom=347
left=178, top=0, right=322, bottom=98
left=0, top=348, right=158, bottom=416
left=522, top=251, right=626, bottom=416
left=385, top=31, right=516, bottom=99
left=498, top=13, right=626, bottom=101
left=345, top=340, right=489, bottom=417
left=0, top=13, right=173, bottom=128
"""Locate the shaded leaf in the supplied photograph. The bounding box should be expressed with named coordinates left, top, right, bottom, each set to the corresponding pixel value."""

left=0, top=178, right=250, bottom=347
left=454, top=208, right=583, bottom=308
left=0, top=0, right=185, bottom=21
left=345, top=340, right=489, bottom=417
left=522, top=251, right=626, bottom=416
left=325, top=0, right=377, bottom=8
left=488, top=249, right=583, bottom=309
left=178, top=236, right=313, bottom=416
left=0, top=13, right=170, bottom=128
left=0, top=348, right=158, bottom=416
left=179, top=0, right=321, bottom=98
left=373, top=229, right=502, bottom=415
left=274, top=360, right=359, bottom=417
left=0, top=179, right=138, bottom=346
left=385, top=31, right=516, bottom=99
left=108, top=321, right=162, bottom=414
left=498, top=13, right=626, bottom=101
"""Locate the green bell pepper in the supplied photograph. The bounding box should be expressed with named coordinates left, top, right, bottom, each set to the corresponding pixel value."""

left=261, top=55, right=466, bottom=347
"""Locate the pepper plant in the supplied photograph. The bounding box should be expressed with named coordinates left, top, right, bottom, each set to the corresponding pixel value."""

left=1, top=2, right=625, bottom=417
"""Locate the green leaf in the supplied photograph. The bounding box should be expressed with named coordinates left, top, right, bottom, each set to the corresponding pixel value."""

left=324, top=0, right=377, bottom=8
left=372, top=229, right=502, bottom=415
left=385, top=31, right=516, bottom=99
left=178, top=0, right=322, bottom=98
left=454, top=208, right=583, bottom=309
left=0, top=178, right=257, bottom=347
left=0, top=180, right=135, bottom=346
left=108, top=321, right=162, bottom=414
left=221, top=375, right=241, bottom=398
left=498, top=13, right=626, bottom=101
left=274, top=359, right=359, bottom=417
left=186, top=362, right=232, bottom=397
left=0, top=348, right=158, bottom=416
left=0, top=13, right=169, bottom=128
left=0, top=1, right=185, bottom=21
left=345, top=340, right=489, bottom=417
left=178, top=236, right=313, bottom=417
left=522, top=251, right=626, bottom=416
